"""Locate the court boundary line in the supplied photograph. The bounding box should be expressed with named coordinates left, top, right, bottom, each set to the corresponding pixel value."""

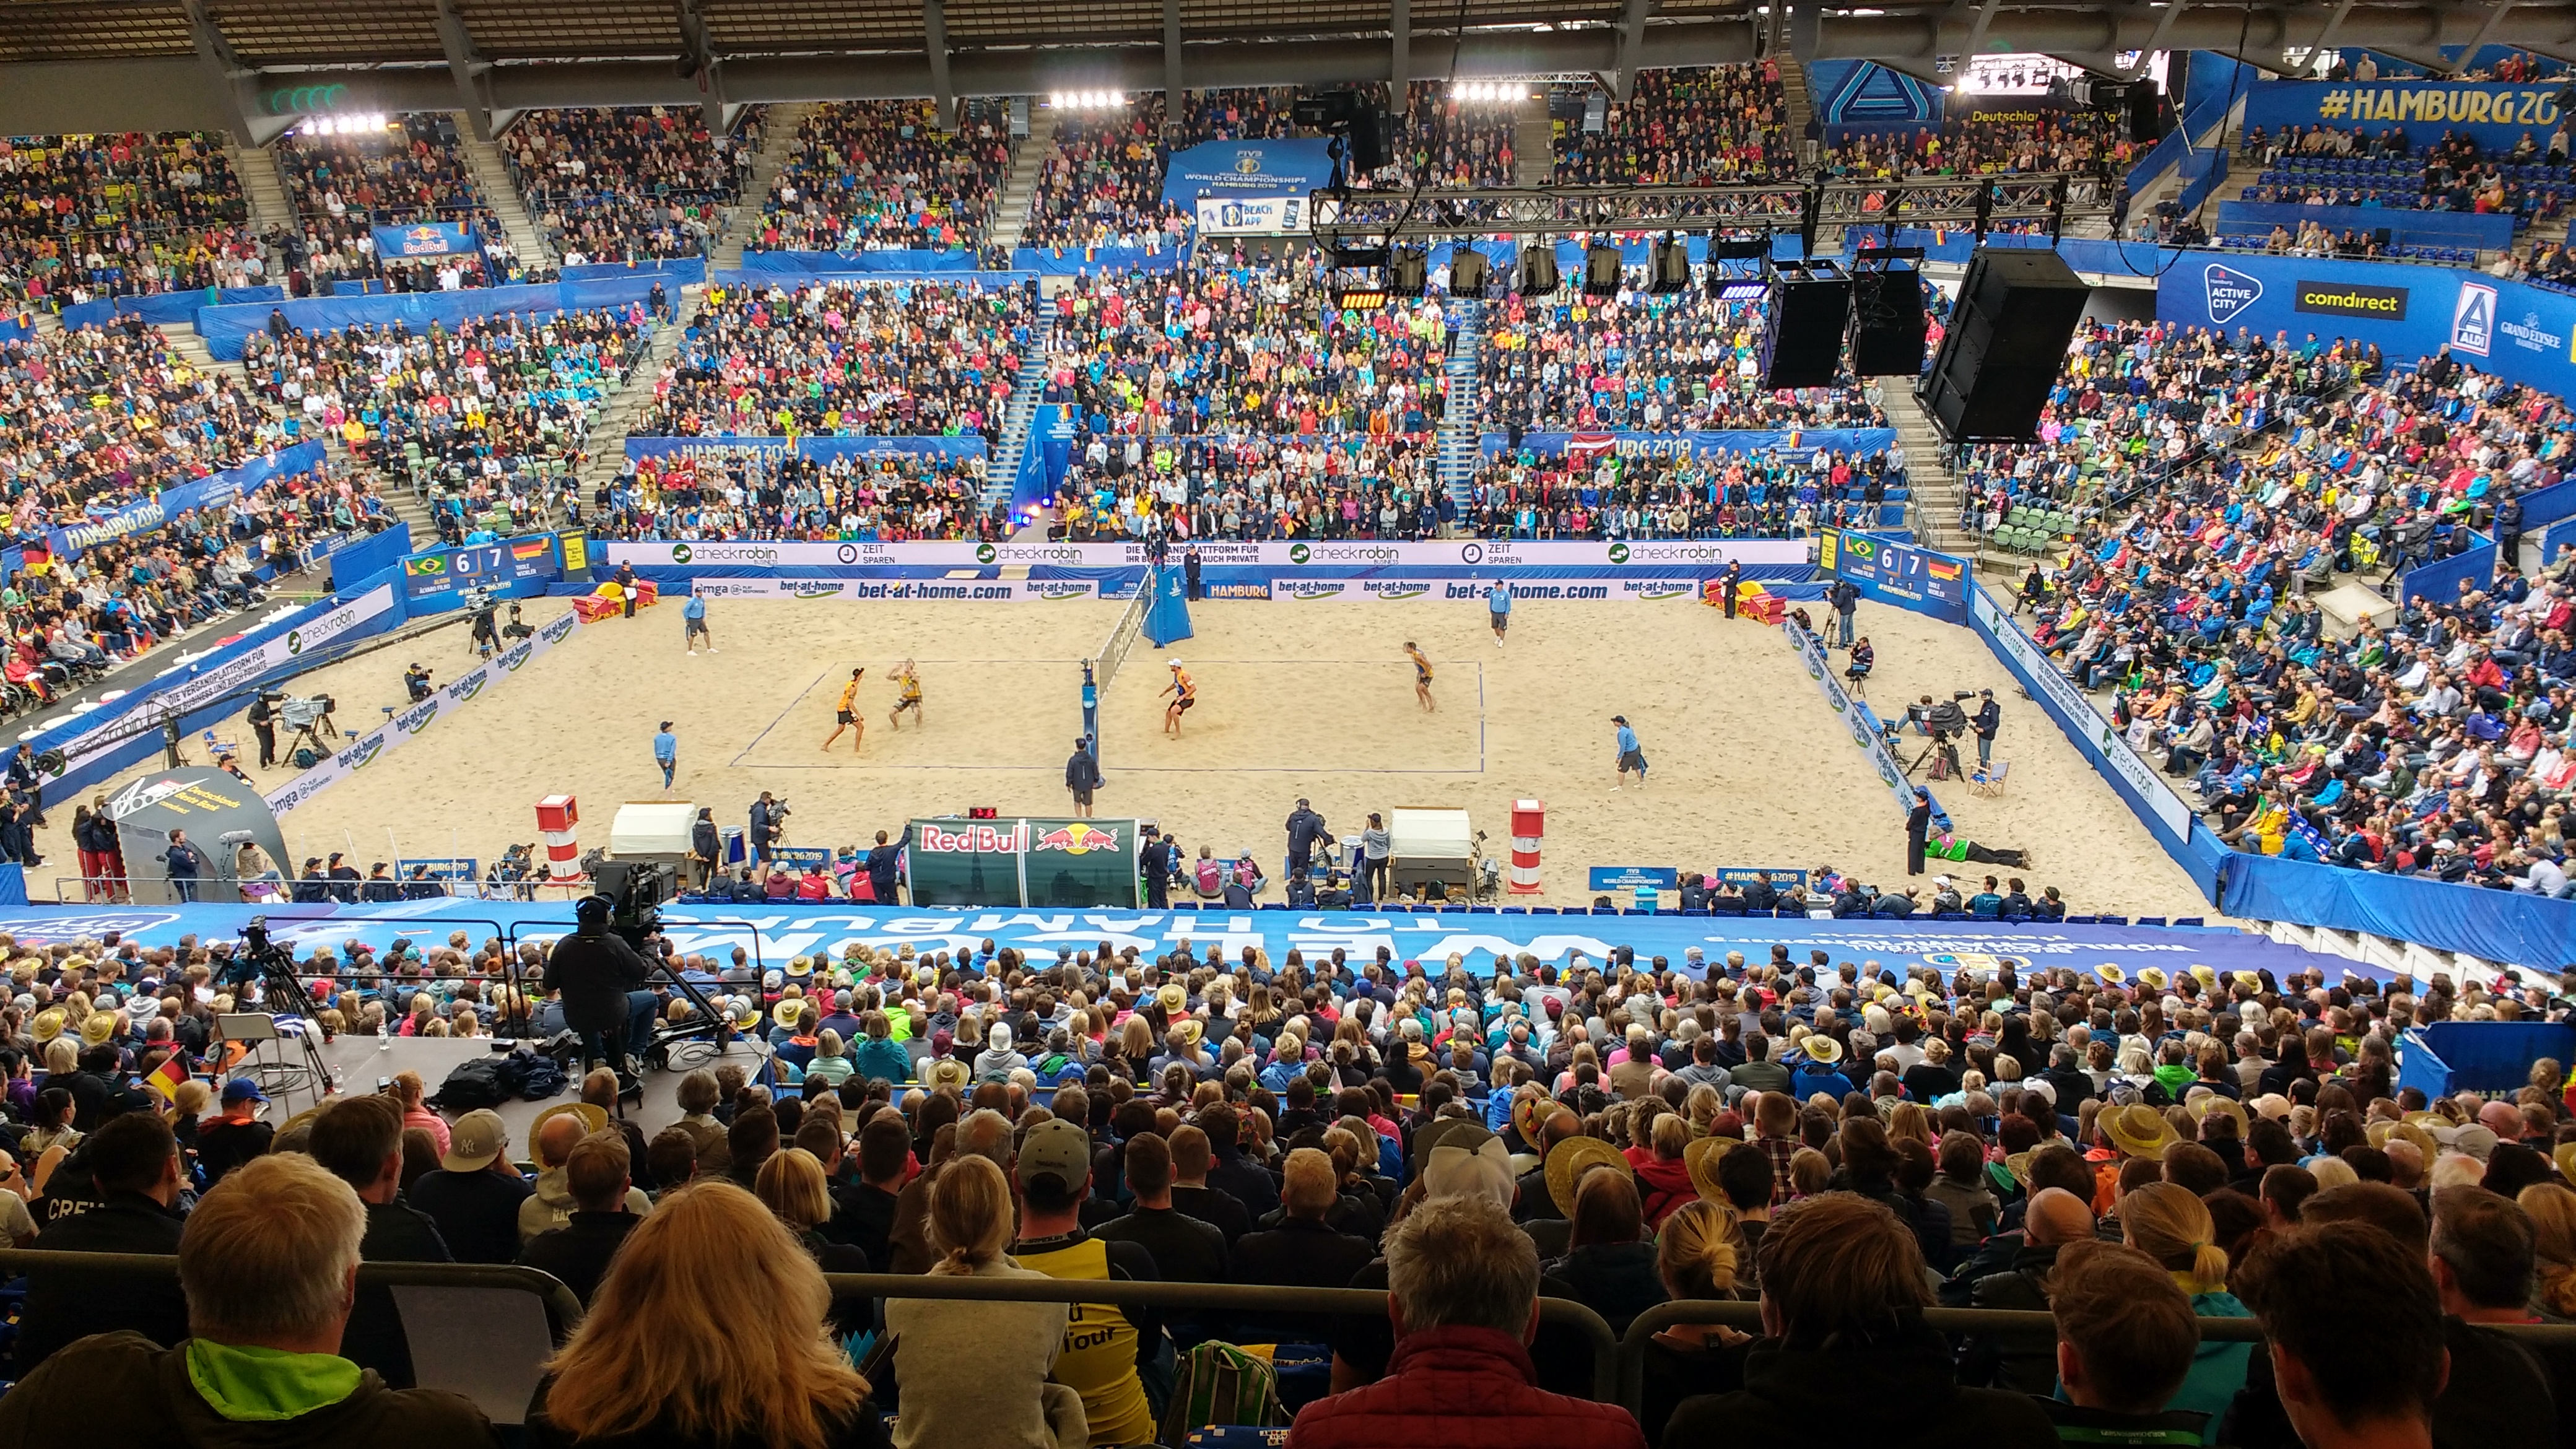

left=727, top=658, right=1094, bottom=769
left=731, top=665, right=829, bottom=768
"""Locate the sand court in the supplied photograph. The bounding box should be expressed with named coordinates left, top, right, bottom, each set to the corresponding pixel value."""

left=40, top=590, right=2215, bottom=917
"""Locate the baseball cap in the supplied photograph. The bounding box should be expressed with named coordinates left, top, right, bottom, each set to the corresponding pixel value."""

left=442, top=1108, right=509, bottom=1172
left=1016, top=1118, right=1090, bottom=1191
left=220, top=1077, right=268, bottom=1105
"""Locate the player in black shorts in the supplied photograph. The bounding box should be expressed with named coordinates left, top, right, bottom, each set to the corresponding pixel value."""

left=1161, top=659, right=1196, bottom=737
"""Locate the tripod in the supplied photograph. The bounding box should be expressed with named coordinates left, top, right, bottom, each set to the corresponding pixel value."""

left=222, top=921, right=339, bottom=1102
left=1906, top=729, right=1963, bottom=782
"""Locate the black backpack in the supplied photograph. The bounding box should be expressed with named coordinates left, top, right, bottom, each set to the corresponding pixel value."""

left=430, top=1056, right=507, bottom=1113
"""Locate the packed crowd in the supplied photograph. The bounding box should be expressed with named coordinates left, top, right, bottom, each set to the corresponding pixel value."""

left=592, top=448, right=996, bottom=542
left=1025, top=95, right=1191, bottom=253
left=1479, top=287, right=1893, bottom=435
left=1380, top=81, right=1519, bottom=191
left=1466, top=443, right=1908, bottom=540
left=504, top=107, right=759, bottom=266
left=1051, top=433, right=1443, bottom=542
left=237, top=305, right=650, bottom=533
left=272, top=115, right=528, bottom=291
left=0, top=320, right=276, bottom=532
left=0, top=920, right=2569, bottom=1448
left=1819, top=109, right=2135, bottom=182
left=1956, top=320, right=2383, bottom=536
left=642, top=277, right=1036, bottom=440
left=760, top=102, right=1014, bottom=253
left=2011, top=336, right=2575, bottom=891
left=0, top=132, right=257, bottom=312
left=1044, top=258, right=1450, bottom=438
left=1554, top=64, right=1796, bottom=187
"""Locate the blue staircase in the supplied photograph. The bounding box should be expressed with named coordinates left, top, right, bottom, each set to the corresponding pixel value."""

left=1437, top=300, right=1484, bottom=524
left=983, top=318, right=1056, bottom=521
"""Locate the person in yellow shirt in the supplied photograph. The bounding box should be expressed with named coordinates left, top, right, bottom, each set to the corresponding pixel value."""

left=1406, top=641, right=1436, bottom=713
left=1160, top=659, right=1196, bottom=738
left=887, top=659, right=923, bottom=731
left=1009, top=1119, right=1159, bottom=1447
left=821, top=666, right=864, bottom=752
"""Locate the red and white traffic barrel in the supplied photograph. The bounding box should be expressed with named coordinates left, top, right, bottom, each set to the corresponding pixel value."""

left=536, top=794, right=583, bottom=883
left=1508, top=798, right=1545, bottom=894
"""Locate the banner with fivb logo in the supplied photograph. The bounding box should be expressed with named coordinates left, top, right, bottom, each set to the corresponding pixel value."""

left=905, top=818, right=1142, bottom=908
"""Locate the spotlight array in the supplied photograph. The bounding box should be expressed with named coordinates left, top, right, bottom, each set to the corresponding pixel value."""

left=1449, top=81, right=1528, bottom=104
left=1051, top=90, right=1126, bottom=110
left=301, top=113, right=390, bottom=136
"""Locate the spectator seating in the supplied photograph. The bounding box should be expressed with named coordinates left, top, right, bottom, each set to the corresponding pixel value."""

left=759, top=101, right=1014, bottom=253
left=503, top=107, right=759, bottom=265
left=0, top=131, right=257, bottom=311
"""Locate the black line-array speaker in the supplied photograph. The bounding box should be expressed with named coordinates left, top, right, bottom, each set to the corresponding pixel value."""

left=1759, top=264, right=1852, bottom=390
left=1921, top=247, right=2090, bottom=443
left=1847, top=266, right=1927, bottom=377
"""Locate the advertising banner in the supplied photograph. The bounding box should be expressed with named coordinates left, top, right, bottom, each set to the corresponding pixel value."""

left=1588, top=866, right=1679, bottom=892
left=1819, top=529, right=1969, bottom=623
left=401, top=534, right=562, bottom=601
left=905, top=817, right=1141, bottom=908
left=1785, top=616, right=1923, bottom=822
left=48, top=584, right=401, bottom=784
left=1161, top=139, right=1337, bottom=206
left=0, top=900, right=2369, bottom=983
left=1195, top=196, right=1310, bottom=235
left=370, top=222, right=479, bottom=258
left=2241, top=79, right=2564, bottom=151
left=621, top=435, right=986, bottom=463
left=682, top=578, right=1099, bottom=601
left=1968, top=588, right=2196, bottom=840
left=1265, top=577, right=1710, bottom=603
left=266, top=610, right=578, bottom=816
left=48, top=440, right=331, bottom=560
left=601, top=537, right=1816, bottom=570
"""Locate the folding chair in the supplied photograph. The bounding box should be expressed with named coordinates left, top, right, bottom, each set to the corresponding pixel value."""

left=1968, top=759, right=2010, bottom=797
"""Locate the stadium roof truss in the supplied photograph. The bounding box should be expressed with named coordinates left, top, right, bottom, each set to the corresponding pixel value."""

left=6, top=0, right=2576, bottom=142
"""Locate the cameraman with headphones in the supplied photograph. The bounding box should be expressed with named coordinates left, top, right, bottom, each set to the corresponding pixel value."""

left=541, top=895, right=655, bottom=1084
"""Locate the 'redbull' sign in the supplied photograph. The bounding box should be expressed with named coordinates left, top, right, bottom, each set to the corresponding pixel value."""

left=906, top=817, right=1143, bottom=907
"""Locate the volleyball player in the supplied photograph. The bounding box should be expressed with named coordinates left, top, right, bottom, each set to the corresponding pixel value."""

left=1161, top=659, right=1196, bottom=736
left=1406, top=642, right=1435, bottom=712
left=822, top=667, right=864, bottom=752
left=887, top=659, right=923, bottom=730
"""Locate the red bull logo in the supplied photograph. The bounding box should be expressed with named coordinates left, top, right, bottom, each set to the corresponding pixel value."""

left=913, top=822, right=1027, bottom=853
left=1032, top=823, right=1121, bottom=855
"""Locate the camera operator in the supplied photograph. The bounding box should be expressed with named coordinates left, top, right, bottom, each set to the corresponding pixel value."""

left=748, top=792, right=786, bottom=867
left=246, top=693, right=278, bottom=769
left=1844, top=636, right=1874, bottom=695
left=500, top=604, right=534, bottom=643
left=1970, top=688, right=2001, bottom=768
left=469, top=594, right=500, bottom=658
left=541, top=894, right=655, bottom=1082
left=403, top=664, right=433, bottom=703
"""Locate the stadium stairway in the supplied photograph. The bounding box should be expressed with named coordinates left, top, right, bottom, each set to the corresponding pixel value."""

left=983, top=318, right=1057, bottom=519
left=1886, top=382, right=1973, bottom=558
left=1781, top=57, right=1816, bottom=159
left=1438, top=301, right=1484, bottom=521
left=1515, top=97, right=1553, bottom=187
left=711, top=102, right=814, bottom=274
left=226, top=141, right=296, bottom=235
left=456, top=123, right=559, bottom=274
left=570, top=318, right=695, bottom=497
left=989, top=110, right=1059, bottom=255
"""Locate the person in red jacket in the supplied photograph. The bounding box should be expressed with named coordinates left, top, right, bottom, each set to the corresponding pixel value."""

left=1286, top=1193, right=1647, bottom=1449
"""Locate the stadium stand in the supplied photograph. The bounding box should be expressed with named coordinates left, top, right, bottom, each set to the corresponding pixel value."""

left=502, top=107, right=760, bottom=266
left=758, top=101, right=1014, bottom=253
left=271, top=114, right=540, bottom=292
left=0, top=133, right=256, bottom=311
left=592, top=447, right=996, bottom=542
left=1552, top=63, right=1796, bottom=186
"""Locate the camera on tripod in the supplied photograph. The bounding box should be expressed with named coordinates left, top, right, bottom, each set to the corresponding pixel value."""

left=266, top=690, right=340, bottom=767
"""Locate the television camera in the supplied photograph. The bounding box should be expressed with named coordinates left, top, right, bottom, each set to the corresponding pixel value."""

left=264, top=690, right=339, bottom=767
left=1905, top=691, right=1975, bottom=781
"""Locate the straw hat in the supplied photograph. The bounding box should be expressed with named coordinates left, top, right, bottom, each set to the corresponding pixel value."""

left=2556, top=1142, right=2576, bottom=1186
left=1799, top=1035, right=1843, bottom=1066
left=726, top=998, right=762, bottom=1033
left=1174, top=1018, right=1204, bottom=1047
left=2001, top=1151, right=2036, bottom=1190
left=2369, top=1119, right=2439, bottom=1162
left=2186, top=1093, right=2249, bottom=1139
left=2136, top=966, right=2170, bottom=991
left=1684, top=1134, right=1741, bottom=1204
left=1544, top=1135, right=1633, bottom=1218
left=2232, top=970, right=2261, bottom=990
left=2103, top=1103, right=2180, bottom=1159
left=785, top=955, right=813, bottom=978
left=921, top=1056, right=972, bottom=1090
left=1158, top=983, right=1186, bottom=1015
left=1512, top=1090, right=1549, bottom=1147
left=30, top=1007, right=64, bottom=1043
left=531, top=1101, right=609, bottom=1139
left=2094, top=965, right=2126, bottom=986
left=2188, top=965, right=2217, bottom=990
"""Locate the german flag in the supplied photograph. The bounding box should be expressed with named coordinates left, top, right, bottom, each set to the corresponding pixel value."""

left=143, top=1051, right=190, bottom=1103
left=510, top=538, right=552, bottom=561
left=1926, top=557, right=1962, bottom=583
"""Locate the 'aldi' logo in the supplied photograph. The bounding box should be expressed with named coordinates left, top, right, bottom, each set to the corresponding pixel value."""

left=2452, top=281, right=2496, bottom=357
left=2204, top=264, right=2263, bottom=326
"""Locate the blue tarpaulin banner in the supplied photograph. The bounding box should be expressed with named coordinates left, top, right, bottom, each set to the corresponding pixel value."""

left=0, top=316, right=27, bottom=345
left=738, top=250, right=976, bottom=275
left=2400, top=538, right=2497, bottom=604
left=1481, top=429, right=1899, bottom=460
left=56, top=286, right=287, bottom=333
left=2221, top=851, right=2576, bottom=970
left=46, top=440, right=330, bottom=560
left=2214, top=201, right=2512, bottom=252
left=560, top=258, right=705, bottom=286
left=709, top=269, right=1035, bottom=292
left=1010, top=245, right=1190, bottom=276
left=328, top=521, right=411, bottom=593
left=621, top=435, right=986, bottom=463
left=2241, top=79, right=2569, bottom=152
left=196, top=283, right=612, bottom=361
left=1162, top=139, right=1338, bottom=205
left=371, top=221, right=479, bottom=258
